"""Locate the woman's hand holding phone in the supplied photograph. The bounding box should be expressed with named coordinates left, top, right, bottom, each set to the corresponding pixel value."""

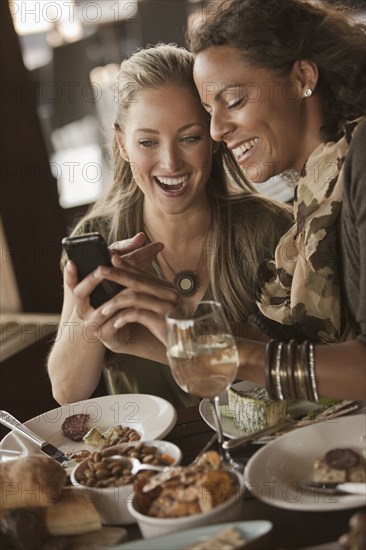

left=92, top=261, right=181, bottom=346
left=64, top=260, right=137, bottom=353
left=63, top=233, right=180, bottom=349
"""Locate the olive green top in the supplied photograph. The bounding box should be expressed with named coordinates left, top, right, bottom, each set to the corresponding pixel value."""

left=104, top=354, right=201, bottom=409
left=103, top=285, right=213, bottom=409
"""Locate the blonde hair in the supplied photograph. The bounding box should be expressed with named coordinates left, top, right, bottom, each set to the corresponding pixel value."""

left=72, top=44, right=292, bottom=322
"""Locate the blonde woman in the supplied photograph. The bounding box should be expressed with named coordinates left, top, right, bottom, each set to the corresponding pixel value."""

left=48, top=44, right=291, bottom=407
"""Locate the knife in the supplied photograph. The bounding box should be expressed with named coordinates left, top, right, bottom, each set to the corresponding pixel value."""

left=223, top=420, right=294, bottom=450
left=0, top=410, right=70, bottom=465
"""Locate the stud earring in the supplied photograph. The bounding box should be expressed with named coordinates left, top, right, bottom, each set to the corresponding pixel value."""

left=303, top=88, right=313, bottom=98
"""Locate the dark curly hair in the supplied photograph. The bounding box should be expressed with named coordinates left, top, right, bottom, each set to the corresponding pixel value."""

left=187, top=0, right=366, bottom=140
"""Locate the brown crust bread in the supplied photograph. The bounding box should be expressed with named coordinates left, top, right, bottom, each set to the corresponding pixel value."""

left=0, top=455, right=67, bottom=510
left=45, top=488, right=102, bottom=536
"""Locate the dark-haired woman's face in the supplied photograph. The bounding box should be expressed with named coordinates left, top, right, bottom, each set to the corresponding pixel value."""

left=193, top=45, right=320, bottom=183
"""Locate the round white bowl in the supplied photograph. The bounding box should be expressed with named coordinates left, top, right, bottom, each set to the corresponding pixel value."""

left=70, top=440, right=182, bottom=525
left=128, top=469, right=245, bottom=538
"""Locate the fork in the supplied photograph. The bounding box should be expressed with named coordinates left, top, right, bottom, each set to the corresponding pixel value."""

left=294, top=400, right=362, bottom=428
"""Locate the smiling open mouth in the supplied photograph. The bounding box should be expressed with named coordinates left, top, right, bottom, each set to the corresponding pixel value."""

left=154, top=175, right=188, bottom=192
left=232, top=138, right=258, bottom=159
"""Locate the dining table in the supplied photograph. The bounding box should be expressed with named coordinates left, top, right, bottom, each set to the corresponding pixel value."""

left=122, top=405, right=365, bottom=550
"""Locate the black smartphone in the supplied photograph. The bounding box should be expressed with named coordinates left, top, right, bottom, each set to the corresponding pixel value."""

left=62, top=232, right=124, bottom=308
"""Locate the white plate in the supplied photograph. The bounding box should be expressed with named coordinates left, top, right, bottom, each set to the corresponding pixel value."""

left=112, top=520, right=273, bottom=549
left=244, top=413, right=366, bottom=511
left=199, top=381, right=336, bottom=443
left=0, top=394, right=177, bottom=460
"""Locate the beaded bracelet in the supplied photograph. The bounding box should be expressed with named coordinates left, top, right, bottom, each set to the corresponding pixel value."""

left=274, top=342, right=285, bottom=400
left=308, top=342, right=319, bottom=401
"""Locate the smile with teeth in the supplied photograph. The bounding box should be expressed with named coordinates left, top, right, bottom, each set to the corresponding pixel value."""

left=232, top=138, right=258, bottom=159
left=154, top=175, right=188, bottom=191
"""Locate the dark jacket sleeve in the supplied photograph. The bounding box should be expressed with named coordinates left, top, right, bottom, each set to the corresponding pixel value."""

left=341, top=119, right=366, bottom=343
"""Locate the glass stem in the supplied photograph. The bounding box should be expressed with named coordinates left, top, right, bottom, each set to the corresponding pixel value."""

left=210, top=395, right=244, bottom=472
left=211, top=395, right=225, bottom=447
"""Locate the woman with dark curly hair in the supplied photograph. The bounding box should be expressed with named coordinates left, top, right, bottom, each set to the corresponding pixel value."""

left=185, top=0, right=366, bottom=400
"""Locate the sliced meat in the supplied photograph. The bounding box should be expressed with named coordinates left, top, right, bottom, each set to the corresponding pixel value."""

left=61, top=414, right=90, bottom=442
left=324, top=448, right=361, bottom=470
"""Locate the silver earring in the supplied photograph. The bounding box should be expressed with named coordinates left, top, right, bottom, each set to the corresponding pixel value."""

left=303, top=88, right=313, bottom=98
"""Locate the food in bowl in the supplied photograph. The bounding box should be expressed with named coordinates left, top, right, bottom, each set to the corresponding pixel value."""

left=227, top=386, right=287, bottom=432
left=74, top=442, right=176, bottom=489
left=70, top=440, right=181, bottom=525
left=313, top=447, right=366, bottom=483
left=128, top=451, right=244, bottom=538
left=134, top=451, right=240, bottom=518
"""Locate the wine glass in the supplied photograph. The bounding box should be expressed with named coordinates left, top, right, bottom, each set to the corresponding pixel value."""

left=166, top=300, right=242, bottom=471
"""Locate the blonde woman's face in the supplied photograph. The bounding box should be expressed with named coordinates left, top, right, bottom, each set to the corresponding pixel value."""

left=118, top=84, right=213, bottom=215
left=193, top=45, right=318, bottom=183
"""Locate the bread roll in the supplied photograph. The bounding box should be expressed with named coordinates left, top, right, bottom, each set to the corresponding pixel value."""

left=0, top=455, right=67, bottom=510
left=45, top=488, right=102, bottom=536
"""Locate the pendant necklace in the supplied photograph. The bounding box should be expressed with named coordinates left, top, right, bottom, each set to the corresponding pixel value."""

left=147, top=228, right=211, bottom=297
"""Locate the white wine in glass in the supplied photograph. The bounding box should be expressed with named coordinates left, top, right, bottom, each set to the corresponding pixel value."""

left=166, top=301, right=241, bottom=470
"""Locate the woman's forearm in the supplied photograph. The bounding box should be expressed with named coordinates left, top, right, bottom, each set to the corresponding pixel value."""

left=236, top=338, right=366, bottom=401
left=315, top=339, right=366, bottom=401
left=237, top=338, right=266, bottom=386
left=47, top=309, right=106, bottom=405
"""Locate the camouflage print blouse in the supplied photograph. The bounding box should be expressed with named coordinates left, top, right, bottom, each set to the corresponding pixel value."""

left=256, top=117, right=365, bottom=343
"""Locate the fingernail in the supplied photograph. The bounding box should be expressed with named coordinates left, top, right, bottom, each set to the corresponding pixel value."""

left=113, top=320, right=120, bottom=329
left=99, top=266, right=111, bottom=276
left=101, top=306, right=110, bottom=316
left=93, top=268, right=103, bottom=279
left=66, top=261, right=73, bottom=271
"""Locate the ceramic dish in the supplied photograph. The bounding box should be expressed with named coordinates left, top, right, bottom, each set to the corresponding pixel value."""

left=199, top=380, right=340, bottom=443
left=127, top=469, right=245, bottom=538
left=70, top=440, right=182, bottom=525
left=244, top=413, right=366, bottom=511
left=112, top=520, right=273, bottom=549
left=0, top=394, right=176, bottom=461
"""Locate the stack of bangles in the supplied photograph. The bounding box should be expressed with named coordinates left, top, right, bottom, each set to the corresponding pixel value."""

left=265, top=339, right=319, bottom=401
